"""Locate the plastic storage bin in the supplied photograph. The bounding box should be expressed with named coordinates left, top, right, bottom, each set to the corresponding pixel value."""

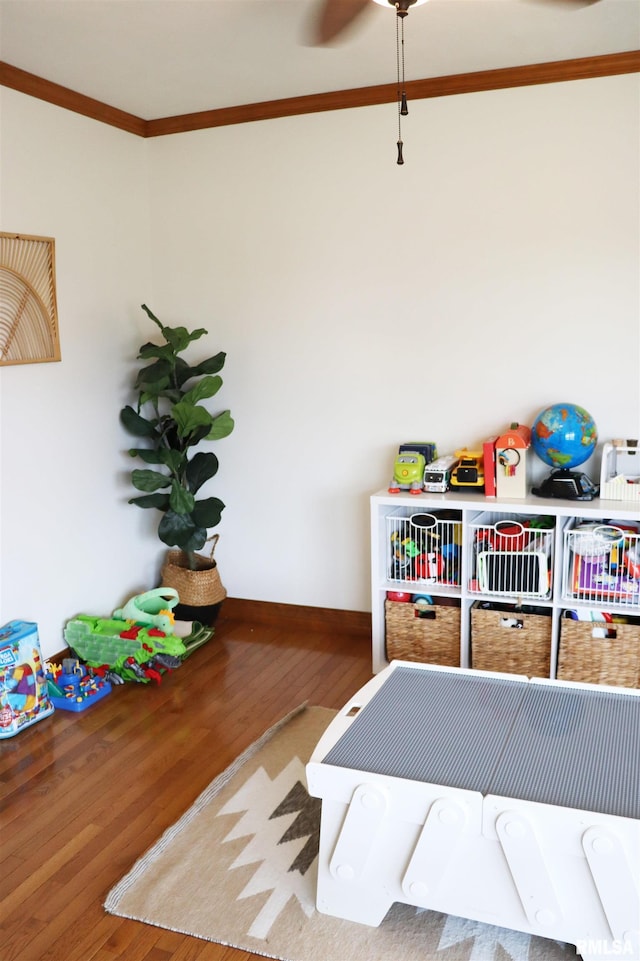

left=385, top=598, right=460, bottom=666
left=470, top=601, right=552, bottom=678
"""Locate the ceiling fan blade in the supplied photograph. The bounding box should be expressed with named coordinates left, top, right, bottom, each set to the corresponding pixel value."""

left=313, top=0, right=373, bottom=44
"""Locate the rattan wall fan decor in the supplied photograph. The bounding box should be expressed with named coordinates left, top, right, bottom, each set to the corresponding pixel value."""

left=0, top=232, right=61, bottom=366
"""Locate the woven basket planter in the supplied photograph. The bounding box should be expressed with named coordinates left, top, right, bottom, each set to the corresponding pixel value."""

left=385, top=599, right=460, bottom=667
left=161, top=535, right=226, bottom=626
left=470, top=602, right=551, bottom=678
left=557, top=617, right=640, bottom=689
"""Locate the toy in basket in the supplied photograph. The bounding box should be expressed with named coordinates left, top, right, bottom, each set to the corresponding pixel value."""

left=567, top=522, right=640, bottom=603
left=388, top=511, right=461, bottom=587
left=471, top=515, right=555, bottom=599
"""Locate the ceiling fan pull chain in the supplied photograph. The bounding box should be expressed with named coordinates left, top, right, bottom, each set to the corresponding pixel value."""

left=396, top=7, right=405, bottom=164
left=400, top=15, right=408, bottom=116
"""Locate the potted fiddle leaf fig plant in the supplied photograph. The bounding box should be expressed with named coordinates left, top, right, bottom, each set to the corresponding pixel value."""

left=120, top=304, right=234, bottom=623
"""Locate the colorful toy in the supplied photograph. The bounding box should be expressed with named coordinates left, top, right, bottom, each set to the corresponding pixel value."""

left=531, top=403, right=598, bottom=500
left=46, top=657, right=112, bottom=711
left=449, top=449, right=485, bottom=489
left=495, top=423, right=531, bottom=499
left=388, top=451, right=426, bottom=495
left=64, top=614, right=188, bottom=683
left=113, top=588, right=179, bottom=633
left=423, top=454, right=458, bottom=493
left=0, top=621, right=54, bottom=738
left=398, top=442, right=437, bottom=465
left=569, top=523, right=640, bottom=601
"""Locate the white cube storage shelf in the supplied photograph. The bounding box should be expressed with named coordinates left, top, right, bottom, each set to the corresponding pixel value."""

left=371, top=489, right=640, bottom=677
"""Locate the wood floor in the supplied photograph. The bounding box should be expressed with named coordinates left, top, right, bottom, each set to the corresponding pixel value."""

left=0, top=606, right=374, bottom=961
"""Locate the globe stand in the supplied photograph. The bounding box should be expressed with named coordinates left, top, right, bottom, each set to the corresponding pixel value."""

left=532, top=468, right=599, bottom=501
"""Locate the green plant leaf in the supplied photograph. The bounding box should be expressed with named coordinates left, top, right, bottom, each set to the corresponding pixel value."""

left=121, top=405, right=159, bottom=439
left=172, top=400, right=213, bottom=439
left=128, top=448, right=184, bottom=471
left=174, top=357, right=193, bottom=389
left=140, top=303, right=163, bottom=330
left=186, top=452, right=219, bottom=493
left=179, top=529, right=209, bottom=554
left=158, top=510, right=207, bottom=551
left=128, top=492, right=170, bottom=510
left=131, top=469, right=171, bottom=493
left=182, top=375, right=222, bottom=406
left=162, top=325, right=207, bottom=354
left=206, top=409, right=234, bottom=441
left=192, top=496, right=225, bottom=528
left=135, top=358, right=172, bottom=390
left=169, top=481, right=195, bottom=515
left=190, top=351, right=226, bottom=378
left=137, top=344, right=175, bottom=366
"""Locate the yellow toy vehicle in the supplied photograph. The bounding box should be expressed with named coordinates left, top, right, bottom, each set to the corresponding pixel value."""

left=450, top=448, right=485, bottom=488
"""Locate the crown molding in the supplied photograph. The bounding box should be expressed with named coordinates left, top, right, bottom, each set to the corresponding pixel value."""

left=0, top=62, right=146, bottom=136
left=1, top=51, right=639, bottom=139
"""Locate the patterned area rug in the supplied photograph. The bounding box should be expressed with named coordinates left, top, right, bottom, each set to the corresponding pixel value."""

left=105, top=705, right=575, bottom=961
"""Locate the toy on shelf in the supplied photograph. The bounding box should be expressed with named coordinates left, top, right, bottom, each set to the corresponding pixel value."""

left=388, top=450, right=427, bottom=495
left=45, top=657, right=112, bottom=711
left=398, top=441, right=437, bottom=464
left=494, top=423, right=531, bottom=499
left=482, top=436, right=499, bottom=497
left=531, top=403, right=598, bottom=500
left=0, top=620, right=54, bottom=738
left=449, top=449, right=485, bottom=489
left=600, top=439, right=640, bottom=502
left=423, top=454, right=458, bottom=493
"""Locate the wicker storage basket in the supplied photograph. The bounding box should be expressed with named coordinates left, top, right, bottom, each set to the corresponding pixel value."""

left=385, top=599, right=460, bottom=666
left=470, top=601, right=551, bottom=678
left=557, top=617, right=640, bottom=689
left=160, top=535, right=226, bottom=609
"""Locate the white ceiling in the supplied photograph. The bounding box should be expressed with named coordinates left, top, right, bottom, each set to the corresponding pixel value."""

left=1, top=0, right=638, bottom=121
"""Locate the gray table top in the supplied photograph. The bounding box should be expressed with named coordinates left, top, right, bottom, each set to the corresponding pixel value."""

left=321, top=666, right=640, bottom=819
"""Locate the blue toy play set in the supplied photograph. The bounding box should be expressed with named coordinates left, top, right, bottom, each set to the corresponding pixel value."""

left=45, top=657, right=112, bottom=712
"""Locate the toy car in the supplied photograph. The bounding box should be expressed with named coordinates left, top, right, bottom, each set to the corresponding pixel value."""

left=423, top=454, right=459, bottom=493
left=450, top=449, right=485, bottom=489
left=388, top=451, right=426, bottom=494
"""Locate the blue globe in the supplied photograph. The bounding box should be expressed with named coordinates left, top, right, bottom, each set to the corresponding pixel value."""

left=531, top=403, right=597, bottom=470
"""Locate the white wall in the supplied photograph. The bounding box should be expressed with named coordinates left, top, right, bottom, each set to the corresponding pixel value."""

left=148, top=73, right=640, bottom=611
left=0, top=89, right=154, bottom=656
left=1, top=72, right=638, bottom=656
